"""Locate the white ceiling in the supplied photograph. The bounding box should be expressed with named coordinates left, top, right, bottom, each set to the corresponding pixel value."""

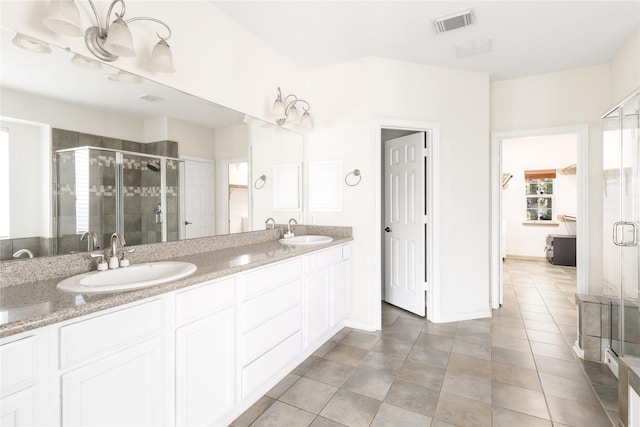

left=212, top=1, right=640, bottom=80
left=1, top=27, right=245, bottom=129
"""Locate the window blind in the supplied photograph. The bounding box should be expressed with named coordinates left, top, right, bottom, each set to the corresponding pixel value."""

left=524, top=169, right=556, bottom=180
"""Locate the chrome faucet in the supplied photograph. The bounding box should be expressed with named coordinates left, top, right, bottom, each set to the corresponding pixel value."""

left=80, top=231, right=97, bottom=252
left=265, top=217, right=276, bottom=230
left=109, top=233, right=126, bottom=269
left=12, top=249, right=34, bottom=259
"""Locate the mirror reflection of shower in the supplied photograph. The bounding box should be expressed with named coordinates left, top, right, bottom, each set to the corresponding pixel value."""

left=228, top=162, right=249, bottom=234
left=54, top=147, right=183, bottom=254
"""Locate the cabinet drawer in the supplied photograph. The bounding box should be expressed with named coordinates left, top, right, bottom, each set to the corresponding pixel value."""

left=241, top=280, right=301, bottom=333
left=239, top=258, right=302, bottom=299
left=175, top=277, right=235, bottom=325
left=304, top=246, right=342, bottom=275
left=60, top=299, right=163, bottom=368
left=0, top=336, right=36, bottom=398
left=241, top=331, right=302, bottom=398
left=241, top=305, right=302, bottom=366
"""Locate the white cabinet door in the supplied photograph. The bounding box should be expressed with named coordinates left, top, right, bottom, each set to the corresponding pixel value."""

left=176, top=307, right=236, bottom=427
left=61, top=337, right=165, bottom=426
left=0, top=388, right=34, bottom=427
left=331, top=260, right=350, bottom=327
left=305, top=269, right=331, bottom=345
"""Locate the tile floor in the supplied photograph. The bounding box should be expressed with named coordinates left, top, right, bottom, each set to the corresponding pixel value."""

left=230, top=259, right=618, bottom=427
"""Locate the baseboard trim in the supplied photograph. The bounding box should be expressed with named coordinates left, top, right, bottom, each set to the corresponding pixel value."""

left=504, top=255, right=547, bottom=262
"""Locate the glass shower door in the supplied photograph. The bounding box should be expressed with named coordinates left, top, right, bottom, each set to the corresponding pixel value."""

left=55, top=148, right=116, bottom=254
left=603, top=107, right=623, bottom=355
left=620, top=93, right=640, bottom=357
left=604, top=91, right=640, bottom=358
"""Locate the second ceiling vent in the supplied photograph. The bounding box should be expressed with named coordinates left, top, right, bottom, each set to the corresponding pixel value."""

left=433, top=8, right=475, bottom=34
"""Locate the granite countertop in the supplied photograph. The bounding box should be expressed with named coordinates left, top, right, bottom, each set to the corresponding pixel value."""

left=0, top=237, right=352, bottom=338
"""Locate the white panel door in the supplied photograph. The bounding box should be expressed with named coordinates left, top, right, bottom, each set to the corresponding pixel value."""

left=384, top=133, right=426, bottom=316
left=184, top=159, right=214, bottom=239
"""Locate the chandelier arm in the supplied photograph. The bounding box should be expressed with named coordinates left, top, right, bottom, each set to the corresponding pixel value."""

left=285, top=98, right=311, bottom=116
left=105, top=0, right=126, bottom=31
left=124, top=16, right=172, bottom=40
left=86, top=0, right=106, bottom=35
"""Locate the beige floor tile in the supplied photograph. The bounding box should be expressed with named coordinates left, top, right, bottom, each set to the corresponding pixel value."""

left=446, top=353, right=491, bottom=379
left=384, top=378, right=439, bottom=417
left=492, top=381, right=550, bottom=420
left=370, top=402, right=432, bottom=427
left=320, top=389, right=381, bottom=427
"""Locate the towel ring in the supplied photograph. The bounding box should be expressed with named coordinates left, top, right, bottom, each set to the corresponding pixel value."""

left=345, top=169, right=362, bottom=186
left=254, top=174, right=267, bottom=189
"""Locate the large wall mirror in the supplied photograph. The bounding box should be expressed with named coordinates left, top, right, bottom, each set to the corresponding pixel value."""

left=0, top=26, right=304, bottom=261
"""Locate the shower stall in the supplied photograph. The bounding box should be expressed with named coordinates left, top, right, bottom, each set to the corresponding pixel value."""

left=54, top=147, right=184, bottom=254
left=602, top=90, right=640, bottom=365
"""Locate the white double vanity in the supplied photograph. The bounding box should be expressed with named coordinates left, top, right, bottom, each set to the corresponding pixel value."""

left=0, top=230, right=352, bottom=426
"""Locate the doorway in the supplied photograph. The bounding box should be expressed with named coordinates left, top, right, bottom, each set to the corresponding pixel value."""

left=490, top=125, right=589, bottom=309
left=376, top=120, right=440, bottom=327
left=227, top=161, right=249, bottom=233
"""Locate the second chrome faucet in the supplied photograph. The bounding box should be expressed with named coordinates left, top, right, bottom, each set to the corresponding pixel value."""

left=109, top=232, right=126, bottom=269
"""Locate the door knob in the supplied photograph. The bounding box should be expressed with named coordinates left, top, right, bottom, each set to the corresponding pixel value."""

left=384, top=227, right=391, bottom=232
left=185, top=221, right=192, bottom=226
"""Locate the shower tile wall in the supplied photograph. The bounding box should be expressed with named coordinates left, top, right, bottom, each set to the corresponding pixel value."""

left=52, top=128, right=180, bottom=255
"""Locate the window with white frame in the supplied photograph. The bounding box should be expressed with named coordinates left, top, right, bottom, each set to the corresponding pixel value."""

left=525, top=169, right=556, bottom=221
left=0, top=127, right=9, bottom=238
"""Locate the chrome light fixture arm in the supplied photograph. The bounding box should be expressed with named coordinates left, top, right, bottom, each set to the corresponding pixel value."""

left=82, top=0, right=172, bottom=62
left=124, top=16, right=172, bottom=41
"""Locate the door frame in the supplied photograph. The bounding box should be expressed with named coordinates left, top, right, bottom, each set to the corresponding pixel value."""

left=373, top=119, right=440, bottom=328
left=490, top=124, right=589, bottom=309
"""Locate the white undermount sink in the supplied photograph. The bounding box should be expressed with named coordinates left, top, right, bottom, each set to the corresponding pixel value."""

left=57, top=261, right=197, bottom=294
left=279, top=235, right=333, bottom=246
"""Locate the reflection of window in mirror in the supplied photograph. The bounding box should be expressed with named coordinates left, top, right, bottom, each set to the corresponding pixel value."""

left=228, top=162, right=249, bottom=233
left=0, top=127, right=9, bottom=238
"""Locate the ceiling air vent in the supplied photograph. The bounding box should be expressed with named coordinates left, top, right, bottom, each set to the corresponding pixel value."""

left=433, top=8, right=474, bottom=34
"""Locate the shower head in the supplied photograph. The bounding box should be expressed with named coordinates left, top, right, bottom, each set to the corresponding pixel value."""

left=147, top=162, right=160, bottom=172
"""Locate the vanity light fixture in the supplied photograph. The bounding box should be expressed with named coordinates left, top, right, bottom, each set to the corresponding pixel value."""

left=272, top=87, right=313, bottom=130
left=42, top=0, right=176, bottom=73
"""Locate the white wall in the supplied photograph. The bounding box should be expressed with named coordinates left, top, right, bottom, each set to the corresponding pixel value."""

left=1, top=119, right=51, bottom=238
left=502, top=134, right=577, bottom=258
left=609, top=29, right=640, bottom=104
left=491, top=64, right=609, bottom=294
left=1, top=88, right=144, bottom=141
left=250, top=123, right=304, bottom=229
left=306, top=57, right=491, bottom=325
left=167, top=117, right=216, bottom=159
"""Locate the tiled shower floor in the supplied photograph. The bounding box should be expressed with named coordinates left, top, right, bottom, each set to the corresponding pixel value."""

left=230, top=259, right=618, bottom=426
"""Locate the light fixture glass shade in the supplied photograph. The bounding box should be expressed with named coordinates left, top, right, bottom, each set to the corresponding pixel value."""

left=287, top=103, right=300, bottom=123
left=150, top=39, right=175, bottom=73
left=43, top=0, right=83, bottom=37
left=272, top=98, right=285, bottom=118
left=299, top=111, right=313, bottom=130
left=103, top=18, right=136, bottom=57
